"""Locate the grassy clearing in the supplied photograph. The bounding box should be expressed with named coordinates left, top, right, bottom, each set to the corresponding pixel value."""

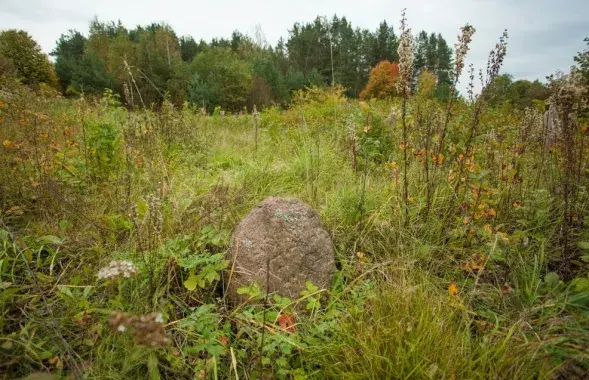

left=0, top=80, right=588, bottom=379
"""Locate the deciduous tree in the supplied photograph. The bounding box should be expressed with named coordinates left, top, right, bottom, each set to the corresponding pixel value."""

left=360, top=60, right=399, bottom=99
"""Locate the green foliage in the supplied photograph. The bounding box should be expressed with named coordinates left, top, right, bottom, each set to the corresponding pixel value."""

left=51, top=30, right=87, bottom=93
left=0, top=30, right=56, bottom=87
left=179, top=35, right=200, bottom=62
left=188, top=47, right=252, bottom=111
left=84, top=95, right=123, bottom=180
left=484, top=74, right=551, bottom=109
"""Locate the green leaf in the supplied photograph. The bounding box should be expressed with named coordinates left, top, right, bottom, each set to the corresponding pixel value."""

left=280, top=343, right=292, bottom=355
left=237, top=283, right=261, bottom=298
left=577, top=241, right=589, bottom=250
left=303, top=280, right=319, bottom=293
left=136, top=199, right=148, bottom=218
left=544, top=272, right=560, bottom=288
left=180, top=198, right=192, bottom=212
left=59, top=220, right=71, bottom=231
left=38, top=235, right=63, bottom=245
left=184, top=272, right=198, bottom=291
left=570, top=277, right=589, bottom=292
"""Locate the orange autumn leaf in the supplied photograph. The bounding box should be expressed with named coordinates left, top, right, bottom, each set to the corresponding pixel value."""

left=218, top=336, right=229, bottom=345
left=432, top=153, right=444, bottom=165
left=3, top=140, right=14, bottom=150
left=278, top=313, right=296, bottom=333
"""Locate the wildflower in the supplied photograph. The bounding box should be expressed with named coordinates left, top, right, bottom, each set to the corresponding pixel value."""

left=395, top=9, right=414, bottom=96
left=97, top=260, right=140, bottom=280
left=448, top=282, right=459, bottom=297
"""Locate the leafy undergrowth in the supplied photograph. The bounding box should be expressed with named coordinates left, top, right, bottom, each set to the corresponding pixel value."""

left=1, top=81, right=588, bottom=379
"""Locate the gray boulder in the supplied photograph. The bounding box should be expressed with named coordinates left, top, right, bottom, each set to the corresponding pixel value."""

left=227, top=197, right=335, bottom=302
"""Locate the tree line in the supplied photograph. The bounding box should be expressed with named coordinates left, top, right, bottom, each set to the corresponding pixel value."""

left=49, top=15, right=458, bottom=110
left=1, top=15, right=552, bottom=111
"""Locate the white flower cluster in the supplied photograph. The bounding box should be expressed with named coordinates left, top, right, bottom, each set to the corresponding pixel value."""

left=98, top=260, right=140, bottom=280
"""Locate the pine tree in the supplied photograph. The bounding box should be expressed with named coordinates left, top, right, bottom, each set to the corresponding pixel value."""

left=52, top=30, right=87, bottom=93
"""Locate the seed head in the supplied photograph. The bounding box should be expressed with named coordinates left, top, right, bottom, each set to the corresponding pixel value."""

left=453, top=25, right=476, bottom=85
left=396, top=9, right=414, bottom=96
left=109, top=311, right=169, bottom=348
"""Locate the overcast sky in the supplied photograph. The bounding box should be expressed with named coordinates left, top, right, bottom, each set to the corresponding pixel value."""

left=2, top=0, right=588, bottom=88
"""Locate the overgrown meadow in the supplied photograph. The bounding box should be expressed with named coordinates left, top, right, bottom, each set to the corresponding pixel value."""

left=1, top=19, right=589, bottom=380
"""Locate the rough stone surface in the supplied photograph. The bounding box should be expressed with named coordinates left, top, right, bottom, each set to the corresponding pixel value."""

left=228, top=197, right=335, bottom=302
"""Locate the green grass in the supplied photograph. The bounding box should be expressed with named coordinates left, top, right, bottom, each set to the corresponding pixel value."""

left=0, top=85, right=588, bottom=379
